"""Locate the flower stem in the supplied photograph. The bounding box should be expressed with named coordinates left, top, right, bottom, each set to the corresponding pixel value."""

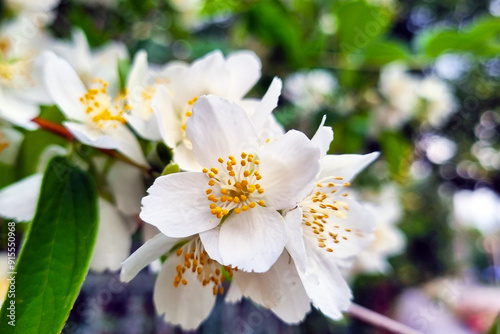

left=32, top=117, right=153, bottom=175
left=348, top=303, right=423, bottom=334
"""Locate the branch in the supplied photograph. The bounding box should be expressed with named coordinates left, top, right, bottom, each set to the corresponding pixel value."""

left=32, top=117, right=153, bottom=175
left=349, top=303, right=423, bottom=334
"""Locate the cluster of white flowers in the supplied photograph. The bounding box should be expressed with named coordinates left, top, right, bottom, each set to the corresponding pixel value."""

left=372, top=61, right=457, bottom=132
left=0, top=9, right=389, bottom=330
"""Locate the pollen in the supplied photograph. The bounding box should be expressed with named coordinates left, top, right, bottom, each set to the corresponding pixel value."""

left=300, top=178, right=355, bottom=255
left=79, top=79, right=127, bottom=130
left=172, top=239, right=236, bottom=296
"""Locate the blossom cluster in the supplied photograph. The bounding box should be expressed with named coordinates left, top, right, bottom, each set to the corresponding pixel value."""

left=0, top=3, right=397, bottom=330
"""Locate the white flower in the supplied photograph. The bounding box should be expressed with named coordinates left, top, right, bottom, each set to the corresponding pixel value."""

left=151, top=50, right=263, bottom=171
left=124, top=50, right=165, bottom=141
left=273, top=120, right=380, bottom=319
left=453, top=188, right=500, bottom=235
left=43, top=52, right=148, bottom=167
left=141, top=95, right=321, bottom=273
left=417, top=76, right=456, bottom=128
left=121, top=234, right=232, bottom=330
left=49, top=29, right=128, bottom=93
left=352, top=185, right=405, bottom=274
left=0, top=158, right=143, bottom=272
left=6, top=0, right=60, bottom=26
left=373, top=62, right=419, bottom=131
left=0, top=17, right=53, bottom=128
left=283, top=69, right=337, bottom=113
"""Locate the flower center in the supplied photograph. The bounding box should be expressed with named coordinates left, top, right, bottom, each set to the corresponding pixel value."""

left=204, top=152, right=266, bottom=219
left=301, top=177, right=357, bottom=253
left=173, top=239, right=236, bottom=296
left=80, top=79, right=128, bottom=130
left=0, top=59, right=33, bottom=89
left=0, top=132, right=10, bottom=155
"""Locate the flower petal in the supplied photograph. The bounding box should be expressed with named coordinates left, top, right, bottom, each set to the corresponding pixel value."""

left=106, top=124, right=149, bottom=167
left=89, top=198, right=132, bottom=272
left=318, top=152, right=380, bottom=182
left=311, top=115, right=333, bottom=157
left=151, top=85, right=183, bottom=148
left=154, top=249, right=216, bottom=330
left=257, top=130, right=321, bottom=209
left=187, top=95, right=258, bottom=168
left=0, top=173, right=42, bottom=222
left=120, top=233, right=183, bottom=282
left=63, top=121, right=117, bottom=149
left=107, top=161, right=145, bottom=216
left=284, top=207, right=307, bottom=272
left=298, top=240, right=352, bottom=320
left=44, top=52, right=86, bottom=122
left=0, top=89, right=39, bottom=129
left=251, top=77, right=282, bottom=132
left=228, top=251, right=311, bottom=324
left=199, top=227, right=223, bottom=264
left=218, top=206, right=287, bottom=272
left=126, top=50, right=148, bottom=95
left=171, top=142, right=202, bottom=172
left=225, top=50, right=262, bottom=100
left=140, top=172, right=219, bottom=238
left=0, top=127, right=24, bottom=165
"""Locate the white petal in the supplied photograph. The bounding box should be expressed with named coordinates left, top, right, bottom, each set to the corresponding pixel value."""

left=151, top=85, right=182, bottom=148
left=225, top=50, right=262, bottom=100
left=63, top=121, right=117, bottom=149
left=140, top=172, right=219, bottom=238
left=44, top=52, right=86, bottom=122
left=302, top=197, right=374, bottom=261
left=251, top=77, right=282, bottom=132
left=107, top=160, right=145, bottom=215
left=171, top=141, right=202, bottom=172
left=311, top=115, right=333, bottom=157
left=318, top=152, right=380, bottom=182
left=229, top=251, right=311, bottom=324
left=106, top=125, right=149, bottom=167
left=284, top=207, right=307, bottom=272
left=126, top=50, right=148, bottom=95
left=187, top=95, right=258, bottom=168
left=154, top=250, right=216, bottom=330
left=218, top=206, right=287, bottom=272
left=0, top=173, right=42, bottom=222
left=121, top=233, right=183, bottom=282
left=199, top=227, right=223, bottom=264
left=257, top=130, right=321, bottom=209
left=126, top=114, right=161, bottom=141
left=0, top=89, right=39, bottom=129
left=89, top=198, right=132, bottom=272
left=0, top=127, right=23, bottom=165
left=298, top=240, right=352, bottom=320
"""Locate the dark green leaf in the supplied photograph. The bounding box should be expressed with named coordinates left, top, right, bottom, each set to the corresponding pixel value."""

left=416, top=16, right=500, bottom=58
left=0, top=156, right=98, bottom=334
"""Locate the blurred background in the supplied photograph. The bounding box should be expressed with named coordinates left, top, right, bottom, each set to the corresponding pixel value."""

left=1, top=0, right=500, bottom=333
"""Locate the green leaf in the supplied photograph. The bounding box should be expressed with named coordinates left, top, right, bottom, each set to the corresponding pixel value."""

left=416, top=16, right=500, bottom=58
left=360, top=39, right=410, bottom=66
left=161, top=162, right=180, bottom=176
left=336, top=1, right=394, bottom=57
left=488, top=314, right=500, bottom=334
left=0, top=156, right=98, bottom=334
left=379, top=131, right=412, bottom=184
left=118, top=58, right=131, bottom=92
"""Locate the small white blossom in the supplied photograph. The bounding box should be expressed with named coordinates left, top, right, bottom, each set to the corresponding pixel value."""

left=141, top=95, right=321, bottom=273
